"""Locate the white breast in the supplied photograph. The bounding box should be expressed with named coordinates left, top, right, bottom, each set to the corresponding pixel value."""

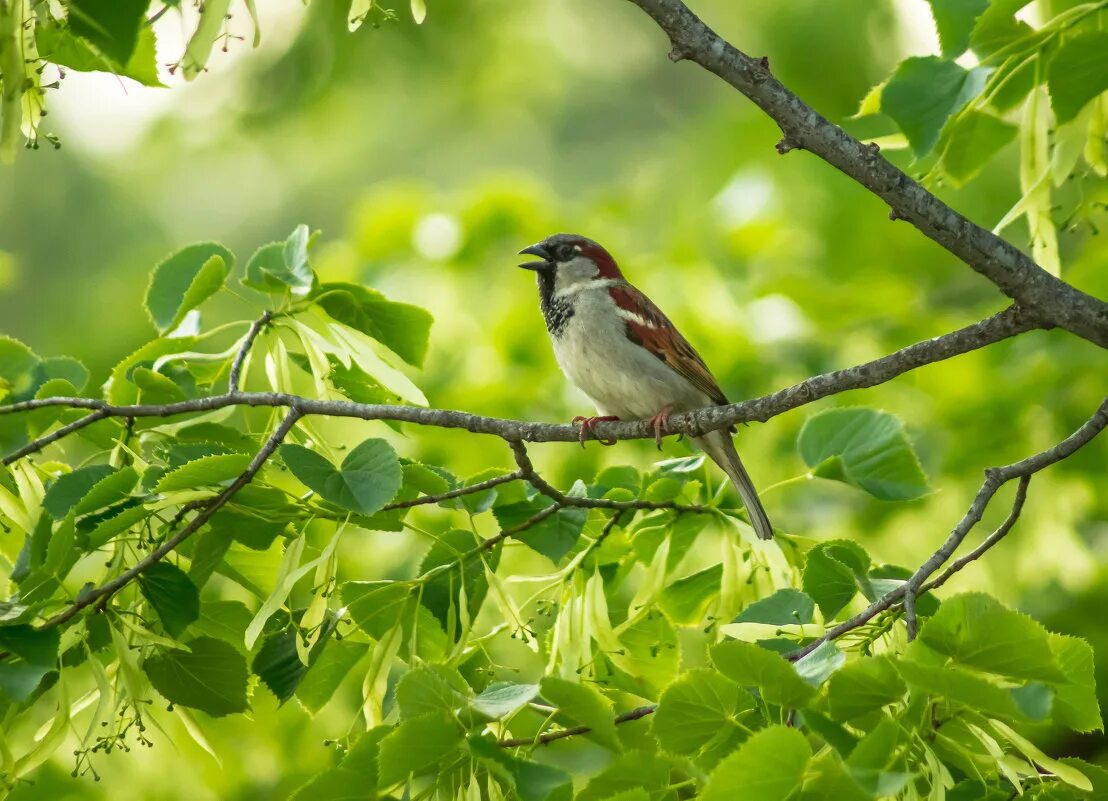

left=550, top=283, right=708, bottom=420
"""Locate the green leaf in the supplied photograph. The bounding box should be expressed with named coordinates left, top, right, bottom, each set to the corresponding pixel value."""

left=660, top=564, right=722, bottom=625
left=66, top=0, right=148, bottom=65
left=189, top=600, right=253, bottom=653
left=1048, top=634, right=1102, bottom=732
left=396, top=666, right=469, bottom=720
left=296, top=639, right=365, bottom=715
left=419, top=528, right=498, bottom=641
left=702, top=725, right=811, bottom=801
left=340, top=726, right=390, bottom=784
left=941, top=111, right=1018, bottom=187
left=132, top=367, right=188, bottom=404
left=73, top=466, right=138, bottom=517
left=827, top=657, right=906, bottom=721
left=1048, top=32, right=1108, bottom=124
left=927, top=0, right=989, bottom=57
left=282, top=439, right=402, bottom=515
left=797, top=750, right=871, bottom=801
left=798, top=407, right=929, bottom=501
left=313, top=282, right=434, bottom=368
left=735, top=588, right=815, bottom=626
left=341, top=581, right=414, bottom=639
left=155, top=453, right=252, bottom=493
left=882, top=57, right=972, bottom=156
left=43, top=465, right=115, bottom=519
left=711, top=640, right=815, bottom=708
left=38, top=356, right=89, bottom=392
left=794, top=641, right=845, bottom=687
left=0, top=625, right=59, bottom=702
left=539, top=676, right=619, bottom=750
left=0, top=335, right=39, bottom=400
left=894, top=659, right=1025, bottom=721
left=575, top=750, right=671, bottom=801
left=143, top=636, right=249, bottom=717
left=289, top=768, right=373, bottom=801
left=242, top=226, right=315, bottom=293
left=803, top=547, right=858, bottom=620
left=651, top=668, right=754, bottom=756
left=107, top=336, right=198, bottom=405
left=376, top=713, right=464, bottom=787
left=494, top=500, right=586, bottom=564
left=918, top=593, right=1066, bottom=682
left=470, top=735, right=574, bottom=801
left=252, top=616, right=341, bottom=706
left=471, top=682, right=541, bottom=720
left=144, top=243, right=234, bottom=333
left=138, top=562, right=200, bottom=637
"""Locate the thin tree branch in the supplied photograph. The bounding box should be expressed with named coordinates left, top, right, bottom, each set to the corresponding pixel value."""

left=496, top=705, right=657, bottom=748
left=918, top=475, right=1031, bottom=595
left=0, top=305, right=1039, bottom=458
left=381, top=470, right=525, bottom=512
left=624, top=0, right=1108, bottom=347
left=39, top=409, right=302, bottom=630
left=1, top=409, right=109, bottom=466
left=788, top=396, right=1108, bottom=660
left=228, top=310, right=273, bottom=394
left=509, top=440, right=708, bottom=513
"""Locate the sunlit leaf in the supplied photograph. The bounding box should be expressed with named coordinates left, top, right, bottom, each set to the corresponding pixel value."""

left=143, top=636, right=249, bottom=717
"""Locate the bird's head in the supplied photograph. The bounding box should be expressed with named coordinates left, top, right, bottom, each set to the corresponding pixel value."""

left=518, top=234, right=623, bottom=287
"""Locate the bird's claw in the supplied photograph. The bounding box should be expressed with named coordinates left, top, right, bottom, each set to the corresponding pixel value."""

left=572, top=415, right=620, bottom=447
left=648, top=406, right=674, bottom=451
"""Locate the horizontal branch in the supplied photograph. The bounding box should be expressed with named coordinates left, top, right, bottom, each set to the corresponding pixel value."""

left=0, top=305, right=1038, bottom=459
left=625, top=0, right=1108, bottom=348
left=788, top=395, right=1108, bottom=659
left=496, top=704, right=656, bottom=748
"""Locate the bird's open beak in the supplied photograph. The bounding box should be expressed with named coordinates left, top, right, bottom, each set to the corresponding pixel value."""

left=518, top=244, right=552, bottom=270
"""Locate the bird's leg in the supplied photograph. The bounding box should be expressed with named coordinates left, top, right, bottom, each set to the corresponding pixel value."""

left=648, top=405, right=674, bottom=451
left=571, top=415, right=620, bottom=448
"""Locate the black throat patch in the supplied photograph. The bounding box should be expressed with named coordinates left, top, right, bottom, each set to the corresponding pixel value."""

left=537, top=270, right=573, bottom=337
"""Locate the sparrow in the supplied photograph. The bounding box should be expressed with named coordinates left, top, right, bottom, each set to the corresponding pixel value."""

left=519, top=233, right=773, bottom=540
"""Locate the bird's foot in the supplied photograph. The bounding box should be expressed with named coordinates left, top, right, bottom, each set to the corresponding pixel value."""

left=648, top=405, right=674, bottom=451
left=571, top=415, right=620, bottom=447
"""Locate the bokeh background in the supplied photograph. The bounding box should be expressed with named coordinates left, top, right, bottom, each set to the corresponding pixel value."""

left=1, top=0, right=1106, bottom=798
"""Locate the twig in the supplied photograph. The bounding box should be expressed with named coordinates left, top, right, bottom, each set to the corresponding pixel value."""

left=39, top=410, right=302, bottom=629
left=918, top=476, right=1031, bottom=595
left=0, top=305, right=1041, bottom=459
left=228, top=310, right=273, bottom=393
left=496, top=704, right=656, bottom=748
left=788, top=396, right=1108, bottom=660
left=1, top=409, right=109, bottom=466
left=381, top=470, right=524, bottom=512
left=624, top=0, right=1108, bottom=348
left=477, top=504, right=562, bottom=552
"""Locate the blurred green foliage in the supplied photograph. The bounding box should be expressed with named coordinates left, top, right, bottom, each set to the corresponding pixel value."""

left=0, top=0, right=1106, bottom=798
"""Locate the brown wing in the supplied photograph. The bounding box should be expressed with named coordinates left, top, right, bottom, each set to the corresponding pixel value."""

left=608, top=283, right=729, bottom=406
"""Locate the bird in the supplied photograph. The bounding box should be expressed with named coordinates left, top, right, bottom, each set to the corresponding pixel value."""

left=518, top=233, right=773, bottom=540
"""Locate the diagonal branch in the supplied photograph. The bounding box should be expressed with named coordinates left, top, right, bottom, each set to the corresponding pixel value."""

left=0, top=305, right=1039, bottom=457
left=788, top=395, right=1108, bottom=660
left=39, top=409, right=302, bottom=630
left=623, top=0, right=1108, bottom=348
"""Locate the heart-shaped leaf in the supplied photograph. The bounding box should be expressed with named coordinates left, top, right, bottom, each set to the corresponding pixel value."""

left=282, top=439, right=401, bottom=515
left=798, top=407, right=928, bottom=501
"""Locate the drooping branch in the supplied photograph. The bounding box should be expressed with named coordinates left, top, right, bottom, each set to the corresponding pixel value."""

left=39, top=409, right=303, bottom=629
left=788, top=395, right=1108, bottom=660
left=623, top=0, right=1108, bottom=348
left=0, top=304, right=1039, bottom=461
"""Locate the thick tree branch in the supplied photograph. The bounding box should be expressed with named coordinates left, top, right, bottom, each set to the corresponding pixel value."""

left=0, top=305, right=1037, bottom=459
left=39, top=409, right=302, bottom=629
left=624, top=0, right=1108, bottom=348
left=789, top=396, right=1108, bottom=659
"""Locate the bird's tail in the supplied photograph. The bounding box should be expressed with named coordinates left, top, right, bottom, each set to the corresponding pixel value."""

left=694, top=429, right=773, bottom=540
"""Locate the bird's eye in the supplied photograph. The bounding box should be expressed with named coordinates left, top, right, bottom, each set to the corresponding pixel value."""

left=557, top=244, right=575, bottom=261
